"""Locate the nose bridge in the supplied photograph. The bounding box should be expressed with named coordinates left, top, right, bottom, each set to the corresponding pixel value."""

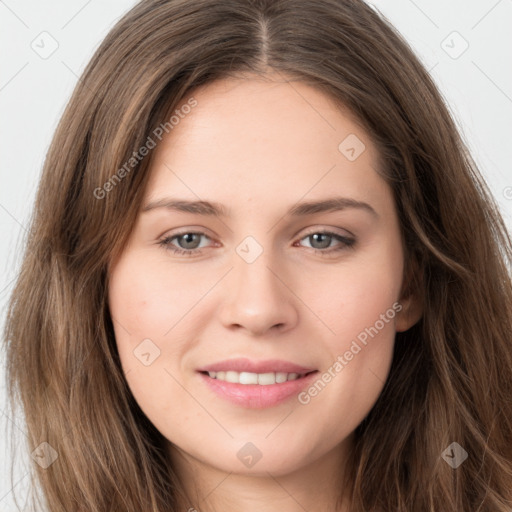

left=218, top=235, right=298, bottom=335
left=234, top=238, right=279, bottom=299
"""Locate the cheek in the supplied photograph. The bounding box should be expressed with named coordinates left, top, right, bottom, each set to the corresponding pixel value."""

left=293, top=248, right=402, bottom=436
left=108, top=252, right=182, bottom=383
left=109, top=258, right=175, bottom=333
left=108, top=253, right=200, bottom=434
left=294, top=239, right=402, bottom=407
left=108, top=250, right=210, bottom=351
left=309, top=243, right=403, bottom=349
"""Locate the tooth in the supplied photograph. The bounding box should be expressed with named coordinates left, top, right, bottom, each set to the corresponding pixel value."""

left=225, top=371, right=239, bottom=383
left=239, top=372, right=258, bottom=384
left=206, top=370, right=306, bottom=385
left=275, top=372, right=288, bottom=383
left=258, top=372, right=276, bottom=385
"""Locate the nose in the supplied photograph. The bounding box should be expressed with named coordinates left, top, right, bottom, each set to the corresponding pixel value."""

left=218, top=248, right=299, bottom=337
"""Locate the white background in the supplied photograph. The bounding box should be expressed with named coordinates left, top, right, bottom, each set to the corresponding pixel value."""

left=1, top=0, right=511, bottom=509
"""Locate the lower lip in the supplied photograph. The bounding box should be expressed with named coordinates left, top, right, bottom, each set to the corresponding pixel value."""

left=198, top=371, right=318, bottom=409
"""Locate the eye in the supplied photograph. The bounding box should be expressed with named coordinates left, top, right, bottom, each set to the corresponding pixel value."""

left=158, top=231, right=212, bottom=257
left=158, top=229, right=355, bottom=257
left=295, top=230, right=356, bottom=255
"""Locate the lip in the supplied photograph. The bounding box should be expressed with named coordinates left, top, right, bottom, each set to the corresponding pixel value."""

left=196, top=358, right=319, bottom=409
left=197, top=358, right=316, bottom=374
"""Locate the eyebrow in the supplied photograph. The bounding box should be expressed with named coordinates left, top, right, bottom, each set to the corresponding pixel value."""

left=141, top=196, right=378, bottom=218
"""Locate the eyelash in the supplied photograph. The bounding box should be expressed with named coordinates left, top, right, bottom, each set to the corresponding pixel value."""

left=158, top=230, right=356, bottom=257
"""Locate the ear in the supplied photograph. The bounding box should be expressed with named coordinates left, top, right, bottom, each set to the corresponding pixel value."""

left=395, top=256, right=423, bottom=332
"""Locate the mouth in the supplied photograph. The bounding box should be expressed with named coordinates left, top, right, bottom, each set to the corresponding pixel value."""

left=197, top=366, right=320, bottom=409
left=199, top=369, right=317, bottom=385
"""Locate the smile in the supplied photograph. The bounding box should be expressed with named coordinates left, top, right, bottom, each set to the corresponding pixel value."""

left=198, top=369, right=319, bottom=409
left=202, top=370, right=315, bottom=385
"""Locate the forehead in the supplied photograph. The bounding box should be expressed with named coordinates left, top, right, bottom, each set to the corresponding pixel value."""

left=143, top=75, right=392, bottom=218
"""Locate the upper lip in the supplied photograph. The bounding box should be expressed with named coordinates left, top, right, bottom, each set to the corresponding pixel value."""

left=197, top=358, right=317, bottom=374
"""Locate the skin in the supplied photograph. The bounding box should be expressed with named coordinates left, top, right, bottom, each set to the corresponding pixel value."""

left=108, top=73, right=422, bottom=512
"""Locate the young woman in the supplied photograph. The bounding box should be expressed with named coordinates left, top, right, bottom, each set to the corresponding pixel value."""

left=4, top=0, right=512, bottom=511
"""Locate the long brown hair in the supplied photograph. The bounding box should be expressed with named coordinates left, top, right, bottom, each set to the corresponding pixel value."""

left=4, top=0, right=512, bottom=510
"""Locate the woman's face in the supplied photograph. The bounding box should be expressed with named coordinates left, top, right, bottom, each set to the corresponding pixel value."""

left=108, top=74, right=420, bottom=478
